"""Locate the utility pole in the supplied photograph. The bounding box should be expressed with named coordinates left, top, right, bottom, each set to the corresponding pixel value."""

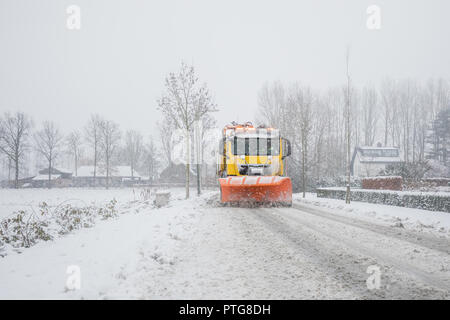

left=195, top=121, right=201, bottom=196
left=345, top=46, right=351, bottom=204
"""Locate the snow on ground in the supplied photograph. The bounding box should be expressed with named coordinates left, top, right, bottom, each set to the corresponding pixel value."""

left=0, top=187, right=199, bottom=299
left=0, top=188, right=144, bottom=219
left=294, top=193, right=450, bottom=237
left=1, top=188, right=450, bottom=299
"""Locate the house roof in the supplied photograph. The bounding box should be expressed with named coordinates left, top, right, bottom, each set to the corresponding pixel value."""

left=75, top=166, right=141, bottom=178
left=32, top=174, right=61, bottom=181
left=38, top=167, right=72, bottom=175
left=54, top=168, right=73, bottom=174
left=350, top=146, right=402, bottom=175
left=354, top=146, right=402, bottom=163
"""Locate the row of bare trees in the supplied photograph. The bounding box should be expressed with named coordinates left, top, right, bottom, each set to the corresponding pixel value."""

left=0, top=113, right=32, bottom=188
left=0, top=112, right=160, bottom=189
left=257, top=78, right=450, bottom=192
left=0, top=62, right=217, bottom=192
left=0, top=114, right=65, bottom=188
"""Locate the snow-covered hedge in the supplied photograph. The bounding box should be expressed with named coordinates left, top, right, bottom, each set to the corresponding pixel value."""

left=316, top=188, right=450, bottom=213
left=0, top=210, right=51, bottom=248
left=423, top=178, right=450, bottom=186
left=0, top=199, right=119, bottom=252
left=362, top=176, right=402, bottom=191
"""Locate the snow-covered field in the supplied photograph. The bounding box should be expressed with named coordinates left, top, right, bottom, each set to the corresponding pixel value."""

left=1, top=188, right=450, bottom=299
left=0, top=188, right=144, bottom=219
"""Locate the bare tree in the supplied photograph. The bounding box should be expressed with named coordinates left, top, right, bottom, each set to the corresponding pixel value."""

left=256, top=75, right=449, bottom=193
left=290, top=85, right=313, bottom=198
left=398, top=80, right=416, bottom=162
left=66, top=131, right=82, bottom=176
left=124, top=130, right=144, bottom=179
left=380, top=78, right=395, bottom=146
left=158, top=116, right=175, bottom=166
left=345, top=47, right=351, bottom=204
left=157, top=62, right=217, bottom=199
left=257, top=82, right=299, bottom=178
left=142, top=136, right=159, bottom=184
left=34, top=121, right=64, bottom=188
left=99, top=119, right=121, bottom=189
left=0, top=112, right=32, bottom=188
left=84, top=114, right=102, bottom=187
left=200, top=113, right=217, bottom=186
left=257, top=81, right=286, bottom=129
left=361, top=86, right=378, bottom=146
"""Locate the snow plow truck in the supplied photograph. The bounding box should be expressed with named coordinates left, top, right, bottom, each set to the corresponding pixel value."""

left=217, top=122, right=292, bottom=206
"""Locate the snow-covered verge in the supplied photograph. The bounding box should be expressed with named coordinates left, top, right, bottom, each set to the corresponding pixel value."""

left=316, top=187, right=450, bottom=212
left=0, top=187, right=205, bottom=299
left=0, top=188, right=161, bottom=257
left=0, top=188, right=145, bottom=219
left=294, top=193, right=450, bottom=237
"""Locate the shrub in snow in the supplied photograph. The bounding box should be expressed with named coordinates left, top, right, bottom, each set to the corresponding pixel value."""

left=40, top=202, right=96, bottom=235
left=0, top=210, right=52, bottom=248
left=423, top=178, right=450, bottom=187
left=139, top=188, right=153, bottom=201
left=362, top=176, right=402, bottom=191
left=424, top=159, right=450, bottom=179
left=97, top=199, right=118, bottom=220
left=379, top=161, right=431, bottom=181
left=0, top=241, right=5, bottom=257
left=0, top=198, right=121, bottom=253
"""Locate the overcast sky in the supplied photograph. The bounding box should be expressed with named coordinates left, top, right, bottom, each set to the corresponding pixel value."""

left=1, top=0, right=449, bottom=139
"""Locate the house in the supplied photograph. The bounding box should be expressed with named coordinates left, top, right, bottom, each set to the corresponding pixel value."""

left=73, top=165, right=141, bottom=187
left=1, top=175, right=35, bottom=188
left=351, top=146, right=402, bottom=177
left=31, top=168, right=73, bottom=188
left=158, top=163, right=197, bottom=185
left=31, top=174, right=63, bottom=188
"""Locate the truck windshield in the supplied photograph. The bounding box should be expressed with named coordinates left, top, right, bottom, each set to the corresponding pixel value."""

left=232, top=137, right=280, bottom=156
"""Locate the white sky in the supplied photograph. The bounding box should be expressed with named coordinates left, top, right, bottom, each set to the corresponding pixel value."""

left=0, top=0, right=449, bottom=138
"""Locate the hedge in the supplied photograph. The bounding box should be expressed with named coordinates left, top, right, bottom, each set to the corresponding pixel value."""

left=316, top=188, right=450, bottom=213
left=362, top=176, right=402, bottom=191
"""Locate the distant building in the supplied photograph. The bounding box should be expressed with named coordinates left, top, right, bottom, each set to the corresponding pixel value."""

left=351, top=146, right=402, bottom=177
left=31, top=168, right=73, bottom=188
left=73, top=165, right=141, bottom=187
left=158, top=163, right=197, bottom=185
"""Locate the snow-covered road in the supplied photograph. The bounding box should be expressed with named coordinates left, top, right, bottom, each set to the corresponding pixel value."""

left=1, top=189, right=450, bottom=299
left=124, top=198, right=450, bottom=299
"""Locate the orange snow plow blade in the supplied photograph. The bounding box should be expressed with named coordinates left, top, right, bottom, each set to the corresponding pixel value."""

left=219, top=176, right=292, bottom=205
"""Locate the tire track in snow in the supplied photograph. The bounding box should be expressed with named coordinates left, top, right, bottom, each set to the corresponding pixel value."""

left=292, top=202, right=450, bottom=254
left=260, top=207, right=450, bottom=298
left=137, top=204, right=362, bottom=299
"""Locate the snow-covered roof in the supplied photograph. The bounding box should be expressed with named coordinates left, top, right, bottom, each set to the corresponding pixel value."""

left=56, top=168, right=73, bottom=174
left=354, top=146, right=402, bottom=163
left=75, top=166, right=141, bottom=178
left=32, top=174, right=61, bottom=181
left=38, top=167, right=72, bottom=175
left=113, top=166, right=141, bottom=178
